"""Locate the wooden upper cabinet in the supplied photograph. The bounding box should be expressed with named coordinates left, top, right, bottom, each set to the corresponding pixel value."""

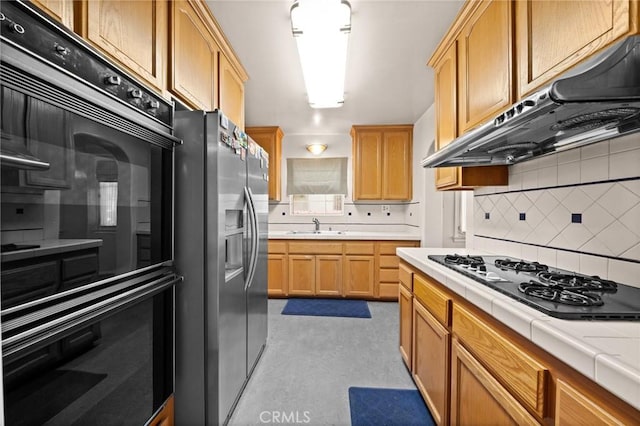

left=516, top=0, right=640, bottom=98
left=434, top=42, right=460, bottom=189
left=170, top=0, right=219, bottom=110
left=352, top=129, right=382, bottom=199
left=30, top=0, right=74, bottom=29
left=246, top=127, right=284, bottom=201
left=457, top=0, right=513, bottom=134
left=77, top=0, right=167, bottom=94
left=382, top=130, right=412, bottom=200
left=428, top=0, right=509, bottom=191
left=351, top=125, right=412, bottom=201
left=219, top=53, right=246, bottom=130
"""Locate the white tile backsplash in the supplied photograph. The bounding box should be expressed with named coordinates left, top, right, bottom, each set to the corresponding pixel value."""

left=472, top=135, right=640, bottom=287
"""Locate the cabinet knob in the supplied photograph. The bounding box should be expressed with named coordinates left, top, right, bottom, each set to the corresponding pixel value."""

left=104, top=75, right=121, bottom=86
left=128, top=88, right=143, bottom=99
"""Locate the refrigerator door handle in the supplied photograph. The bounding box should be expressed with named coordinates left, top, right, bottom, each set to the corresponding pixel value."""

left=247, top=187, right=259, bottom=288
left=244, top=186, right=258, bottom=290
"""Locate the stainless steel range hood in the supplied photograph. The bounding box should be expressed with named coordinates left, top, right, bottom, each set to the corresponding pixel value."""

left=422, top=35, right=640, bottom=168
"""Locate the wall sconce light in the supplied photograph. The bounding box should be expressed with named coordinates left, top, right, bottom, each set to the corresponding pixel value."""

left=291, top=0, right=351, bottom=108
left=306, top=144, right=328, bottom=155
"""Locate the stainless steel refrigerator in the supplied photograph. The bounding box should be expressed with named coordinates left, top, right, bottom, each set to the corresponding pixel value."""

left=173, top=110, right=268, bottom=425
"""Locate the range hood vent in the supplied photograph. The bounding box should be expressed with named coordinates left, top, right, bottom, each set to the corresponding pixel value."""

left=422, top=35, right=640, bottom=168
left=0, top=132, right=50, bottom=171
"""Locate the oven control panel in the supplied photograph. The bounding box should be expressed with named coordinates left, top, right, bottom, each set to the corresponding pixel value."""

left=0, top=1, right=173, bottom=127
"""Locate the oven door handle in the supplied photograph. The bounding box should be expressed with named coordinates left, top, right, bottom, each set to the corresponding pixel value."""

left=2, top=274, right=182, bottom=358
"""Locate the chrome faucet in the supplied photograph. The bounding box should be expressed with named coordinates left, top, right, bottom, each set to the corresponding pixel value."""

left=312, top=217, right=320, bottom=232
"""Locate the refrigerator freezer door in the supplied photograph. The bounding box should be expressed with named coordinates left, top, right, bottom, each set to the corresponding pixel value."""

left=246, top=138, right=268, bottom=375
left=208, top=114, right=248, bottom=425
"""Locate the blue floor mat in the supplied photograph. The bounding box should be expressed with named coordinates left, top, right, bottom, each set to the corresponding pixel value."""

left=348, top=387, right=435, bottom=426
left=281, top=298, right=371, bottom=318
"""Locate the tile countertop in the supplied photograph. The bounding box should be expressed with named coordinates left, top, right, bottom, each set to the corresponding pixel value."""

left=1, top=239, right=103, bottom=263
left=268, top=231, right=421, bottom=241
left=397, top=247, right=640, bottom=411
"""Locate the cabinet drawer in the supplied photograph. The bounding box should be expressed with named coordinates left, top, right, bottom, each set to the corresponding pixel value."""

left=268, top=240, right=287, bottom=254
left=1, top=261, right=59, bottom=308
left=379, top=255, right=399, bottom=268
left=453, top=304, right=548, bottom=418
left=378, top=283, right=398, bottom=299
left=62, top=253, right=98, bottom=282
left=399, top=263, right=413, bottom=291
left=413, top=273, right=451, bottom=327
left=378, top=241, right=417, bottom=255
left=288, top=242, right=342, bottom=255
left=344, top=242, right=374, bottom=255
left=379, top=268, right=398, bottom=283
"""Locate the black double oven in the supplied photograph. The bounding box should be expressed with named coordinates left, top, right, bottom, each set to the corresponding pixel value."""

left=0, top=2, right=180, bottom=424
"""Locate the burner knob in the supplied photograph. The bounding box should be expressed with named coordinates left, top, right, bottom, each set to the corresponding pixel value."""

left=478, top=265, right=487, bottom=273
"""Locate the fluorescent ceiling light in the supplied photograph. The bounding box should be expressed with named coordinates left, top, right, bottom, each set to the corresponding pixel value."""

left=291, top=0, right=351, bottom=108
left=306, top=143, right=328, bottom=155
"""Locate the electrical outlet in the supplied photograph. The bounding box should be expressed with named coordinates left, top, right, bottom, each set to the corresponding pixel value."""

left=381, top=205, right=390, bottom=213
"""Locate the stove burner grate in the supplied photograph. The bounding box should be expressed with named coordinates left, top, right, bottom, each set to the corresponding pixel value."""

left=444, top=254, right=485, bottom=267
left=536, top=272, right=618, bottom=292
left=519, top=281, right=604, bottom=307
left=495, top=258, right=548, bottom=273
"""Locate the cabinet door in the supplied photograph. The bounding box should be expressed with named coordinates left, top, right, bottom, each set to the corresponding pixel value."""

left=288, top=255, right=315, bottom=296
left=382, top=130, right=412, bottom=200
left=413, top=300, right=450, bottom=426
left=246, top=127, right=283, bottom=201
left=268, top=254, right=288, bottom=297
left=81, top=0, right=167, bottom=93
left=170, top=0, right=218, bottom=110
left=25, top=98, right=73, bottom=188
left=450, top=339, right=539, bottom=426
left=30, top=0, right=74, bottom=29
left=555, top=379, right=627, bottom=426
left=516, top=0, right=636, bottom=98
left=343, top=255, right=375, bottom=297
left=219, top=53, right=245, bottom=130
left=434, top=42, right=460, bottom=189
left=457, top=0, right=513, bottom=133
left=352, top=130, right=382, bottom=200
left=315, top=255, right=342, bottom=296
left=398, top=284, right=413, bottom=370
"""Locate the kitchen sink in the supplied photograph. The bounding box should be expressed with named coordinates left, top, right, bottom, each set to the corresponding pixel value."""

left=286, top=230, right=346, bottom=235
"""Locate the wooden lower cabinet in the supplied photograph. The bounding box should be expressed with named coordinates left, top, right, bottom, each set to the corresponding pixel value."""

left=269, top=239, right=418, bottom=299
left=149, top=395, right=174, bottom=426
left=267, top=254, right=287, bottom=297
left=288, top=255, right=315, bottom=296
left=413, top=299, right=450, bottom=426
left=555, top=379, right=627, bottom=426
left=316, top=255, right=342, bottom=296
left=451, top=338, right=539, bottom=426
left=398, top=284, right=413, bottom=370
left=343, top=255, right=375, bottom=297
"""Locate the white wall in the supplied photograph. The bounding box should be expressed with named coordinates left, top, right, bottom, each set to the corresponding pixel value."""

left=413, top=105, right=465, bottom=248
left=467, top=132, right=640, bottom=288
left=268, top=132, right=420, bottom=234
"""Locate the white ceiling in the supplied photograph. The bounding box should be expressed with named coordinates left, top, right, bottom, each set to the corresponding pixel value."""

left=206, top=0, right=464, bottom=136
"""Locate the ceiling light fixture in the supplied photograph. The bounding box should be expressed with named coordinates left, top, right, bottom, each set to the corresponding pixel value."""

left=291, top=0, right=351, bottom=108
left=306, top=143, right=328, bottom=155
